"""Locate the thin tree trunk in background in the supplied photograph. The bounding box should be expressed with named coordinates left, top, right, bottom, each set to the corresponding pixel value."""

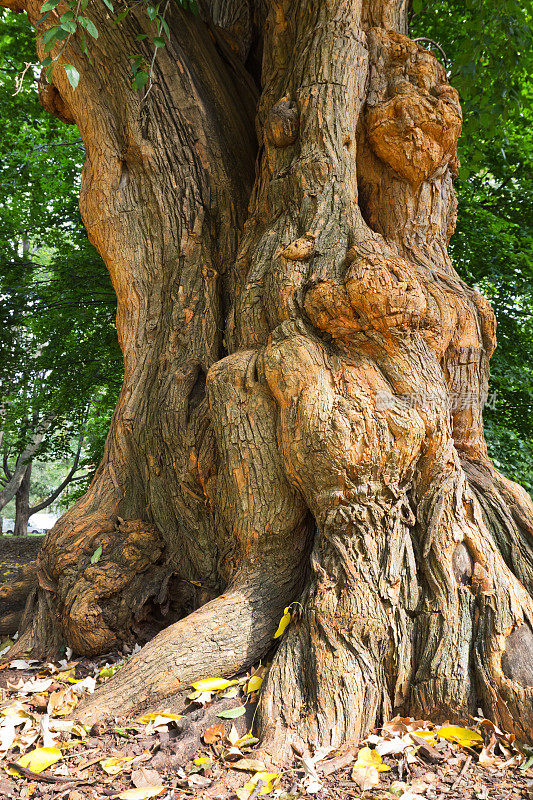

left=0, top=0, right=532, bottom=761
left=13, top=463, right=31, bottom=537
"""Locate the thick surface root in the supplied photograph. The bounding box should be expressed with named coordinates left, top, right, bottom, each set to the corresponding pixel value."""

left=76, top=578, right=293, bottom=724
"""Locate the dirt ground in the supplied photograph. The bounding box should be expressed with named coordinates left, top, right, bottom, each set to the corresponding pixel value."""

left=0, top=648, right=531, bottom=800
left=0, top=535, right=44, bottom=585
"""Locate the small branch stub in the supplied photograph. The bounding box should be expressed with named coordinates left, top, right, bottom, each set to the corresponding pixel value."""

left=265, top=99, right=299, bottom=148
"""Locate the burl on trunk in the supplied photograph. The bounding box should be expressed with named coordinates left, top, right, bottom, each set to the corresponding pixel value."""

left=1, top=0, right=532, bottom=761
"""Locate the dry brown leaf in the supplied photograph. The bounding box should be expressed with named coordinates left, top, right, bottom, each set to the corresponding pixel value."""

left=351, top=764, right=380, bottom=790
left=231, top=759, right=267, bottom=772
left=202, top=723, right=225, bottom=744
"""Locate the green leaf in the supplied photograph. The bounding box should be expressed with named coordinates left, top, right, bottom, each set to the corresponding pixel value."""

left=153, top=36, right=165, bottom=48
left=159, top=18, right=170, bottom=38
left=60, top=18, right=77, bottom=33
left=41, top=56, right=53, bottom=67
left=42, top=24, right=61, bottom=47
left=36, top=11, right=52, bottom=25
left=217, top=706, right=246, bottom=719
left=90, top=544, right=103, bottom=563
left=146, top=5, right=157, bottom=19
left=102, top=0, right=114, bottom=10
left=78, top=16, right=99, bottom=38
left=40, top=0, right=59, bottom=12
left=135, top=33, right=148, bottom=41
left=114, top=7, right=130, bottom=22
left=60, top=10, right=74, bottom=22
left=133, top=70, right=149, bottom=90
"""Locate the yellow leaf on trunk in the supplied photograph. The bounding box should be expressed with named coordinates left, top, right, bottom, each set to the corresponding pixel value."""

left=273, top=608, right=291, bottom=638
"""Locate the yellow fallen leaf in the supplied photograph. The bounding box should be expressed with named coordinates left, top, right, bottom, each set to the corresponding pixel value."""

left=273, top=607, right=291, bottom=638
left=236, top=771, right=279, bottom=800
left=15, top=746, right=62, bottom=773
left=246, top=675, right=263, bottom=694
left=136, top=711, right=181, bottom=724
left=354, top=746, right=390, bottom=772
left=194, top=757, right=212, bottom=767
left=436, top=726, right=483, bottom=747
left=411, top=730, right=437, bottom=745
left=234, top=732, right=260, bottom=748
left=100, top=755, right=136, bottom=775
left=112, top=788, right=166, bottom=800
left=189, top=678, right=238, bottom=692
left=187, top=689, right=212, bottom=701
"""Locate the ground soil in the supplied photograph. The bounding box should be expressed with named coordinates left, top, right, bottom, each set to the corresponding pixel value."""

left=0, top=649, right=531, bottom=800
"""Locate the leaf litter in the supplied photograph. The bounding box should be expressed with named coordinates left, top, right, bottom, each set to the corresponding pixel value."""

left=0, top=640, right=531, bottom=800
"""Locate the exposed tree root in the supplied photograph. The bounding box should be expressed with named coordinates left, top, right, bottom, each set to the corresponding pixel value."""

left=76, top=575, right=299, bottom=725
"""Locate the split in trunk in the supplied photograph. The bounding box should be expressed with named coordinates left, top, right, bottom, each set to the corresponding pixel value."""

left=1, top=0, right=532, bottom=763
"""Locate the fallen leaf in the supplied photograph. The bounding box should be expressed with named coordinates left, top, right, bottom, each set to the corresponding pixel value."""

left=14, top=746, right=62, bottom=773
left=9, top=660, right=35, bottom=670
left=232, top=759, right=267, bottom=772
left=187, top=690, right=213, bottom=704
left=17, top=678, right=53, bottom=695
left=351, top=764, right=380, bottom=791
left=71, top=676, right=96, bottom=695
left=112, top=788, right=165, bottom=800
left=189, top=678, right=237, bottom=692
left=131, top=768, right=163, bottom=788
left=0, top=720, right=16, bottom=752
left=217, top=705, right=246, bottom=719
left=203, top=723, right=225, bottom=744
left=246, top=676, right=263, bottom=694
left=354, top=746, right=390, bottom=772
left=220, top=687, right=239, bottom=699
left=273, top=607, right=291, bottom=638
left=389, top=781, right=409, bottom=796
left=38, top=714, right=58, bottom=749
left=99, top=662, right=123, bottom=678
left=236, top=771, right=279, bottom=799
left=100, top=755, right=136, bottom=775
left=228, top=724, right=239, bottom=745
left=234, top=733, right=260, bottom=749
left=136, top=712, right=182, bottom=724
left=188, top=774, right=212, bottom=788
left=47, top=688, right=78, bottom=717
left=411, top=730, right=437, bottom=745
left=194, top=757, right=212, bottom=767
left=436, top=726, right=483, bottom=747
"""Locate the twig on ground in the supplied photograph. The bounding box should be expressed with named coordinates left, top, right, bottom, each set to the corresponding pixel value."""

left=451, top=755, right=472, bottom=790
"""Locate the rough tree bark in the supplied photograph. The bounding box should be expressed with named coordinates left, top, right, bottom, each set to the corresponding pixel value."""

left=13, top=463, right=31, bottom=537
left=1, top=0, right=533, bottom=762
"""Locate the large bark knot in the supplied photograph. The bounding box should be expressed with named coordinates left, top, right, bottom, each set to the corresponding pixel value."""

left=58, top=519, right=165, bottom=655
left=364, top=28, right=461, bottom=185
left=265, top=99, right=299, bottom=148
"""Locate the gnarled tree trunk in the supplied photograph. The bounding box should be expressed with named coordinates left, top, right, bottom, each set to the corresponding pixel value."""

left=1, top=0, right=533, bottom=762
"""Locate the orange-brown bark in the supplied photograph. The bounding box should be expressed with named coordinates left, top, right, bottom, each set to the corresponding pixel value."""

left=1, top=0, right=532, bottom=762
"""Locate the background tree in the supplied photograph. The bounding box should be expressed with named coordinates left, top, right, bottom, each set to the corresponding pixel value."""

left=0, top=0, right=532, bottom=764
left=0, top=9, right=123, bottom=533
